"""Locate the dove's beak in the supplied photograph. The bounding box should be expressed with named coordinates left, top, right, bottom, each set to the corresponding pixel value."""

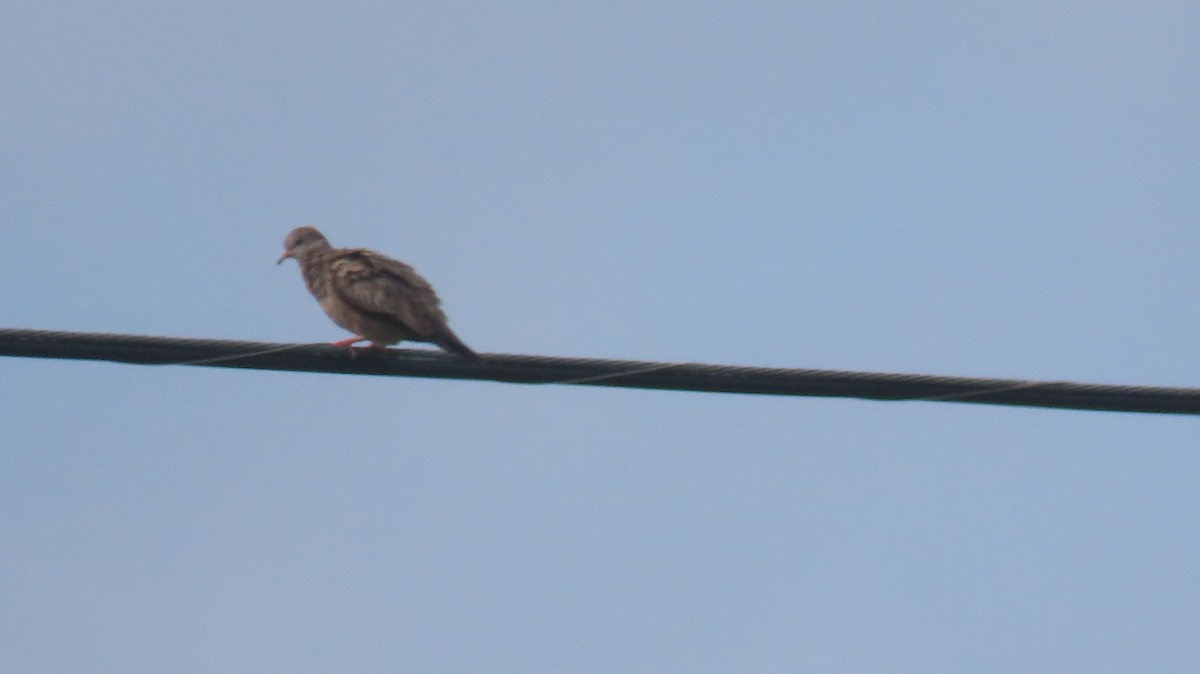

left=277, top=250, right=293, bottom=265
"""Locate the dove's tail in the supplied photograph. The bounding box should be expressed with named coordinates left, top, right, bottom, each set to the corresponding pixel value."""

left=435, top=330, right=482, bottom=362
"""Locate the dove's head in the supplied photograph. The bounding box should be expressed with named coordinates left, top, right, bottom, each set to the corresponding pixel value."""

left=278, top=226, right=332, bottom=264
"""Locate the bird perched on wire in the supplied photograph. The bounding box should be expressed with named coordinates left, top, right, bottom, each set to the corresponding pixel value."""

left=278, top=226, right=481, bottom=361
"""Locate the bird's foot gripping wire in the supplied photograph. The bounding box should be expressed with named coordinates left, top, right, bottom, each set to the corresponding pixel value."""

left=331, top=336, right=387, bottom=359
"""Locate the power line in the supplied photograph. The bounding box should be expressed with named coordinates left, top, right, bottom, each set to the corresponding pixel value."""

left=2, top=327, right=1198, bottom=415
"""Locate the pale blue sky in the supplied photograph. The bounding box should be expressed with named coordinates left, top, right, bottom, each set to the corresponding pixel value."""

left=3, top=2, right=1199, bottom=672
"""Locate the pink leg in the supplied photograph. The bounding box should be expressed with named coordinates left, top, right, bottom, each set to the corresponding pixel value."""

left=332, top=336, right=368, bottom=347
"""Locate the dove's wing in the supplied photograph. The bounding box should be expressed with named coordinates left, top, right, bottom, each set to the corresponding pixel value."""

left=327, top=248, right=450, bottom=338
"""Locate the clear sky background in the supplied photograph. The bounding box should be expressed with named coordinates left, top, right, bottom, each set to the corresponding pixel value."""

left=3, top=2, right=1198, bottom=672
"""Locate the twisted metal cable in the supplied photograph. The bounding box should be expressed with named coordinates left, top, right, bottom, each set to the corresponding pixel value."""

left=2, top=327, right=1199, bottom=415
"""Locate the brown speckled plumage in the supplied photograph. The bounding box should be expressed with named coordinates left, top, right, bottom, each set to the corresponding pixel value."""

left=278, top=226, right=480, bottom=360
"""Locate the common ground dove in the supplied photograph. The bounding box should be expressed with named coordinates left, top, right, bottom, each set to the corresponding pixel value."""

left=278, top=226, right=480, bottom=360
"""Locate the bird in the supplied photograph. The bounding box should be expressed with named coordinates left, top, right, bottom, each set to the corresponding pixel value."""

left=278, top=226, right=481, bottom=361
